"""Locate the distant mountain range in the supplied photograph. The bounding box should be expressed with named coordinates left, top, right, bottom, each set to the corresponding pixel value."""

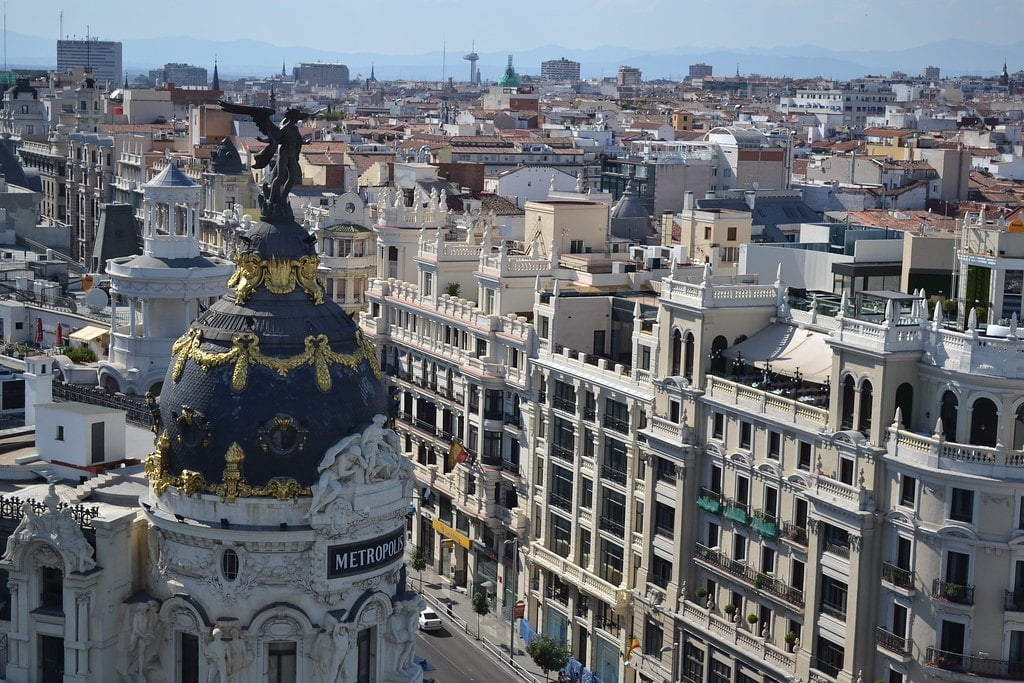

left=4, top=30, right=1023, bottom=82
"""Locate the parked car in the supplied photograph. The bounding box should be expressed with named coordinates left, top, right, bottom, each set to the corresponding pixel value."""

left=418, top=608, right=442, bottom=631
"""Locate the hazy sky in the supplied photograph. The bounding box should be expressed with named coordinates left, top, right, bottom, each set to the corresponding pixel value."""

left=12, top=0, right=1024, bottom=54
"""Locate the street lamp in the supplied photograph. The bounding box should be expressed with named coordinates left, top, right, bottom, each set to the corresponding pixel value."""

left=659, top=641, right=679, bottom=683
left=504, top=536, right=519, bottom=666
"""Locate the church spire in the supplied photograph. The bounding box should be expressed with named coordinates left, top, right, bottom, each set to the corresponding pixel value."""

left=212, top=59, right=220, bottom=91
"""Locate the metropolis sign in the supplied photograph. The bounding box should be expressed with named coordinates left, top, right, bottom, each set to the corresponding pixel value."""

left=327, top=527, right=405, bottom=579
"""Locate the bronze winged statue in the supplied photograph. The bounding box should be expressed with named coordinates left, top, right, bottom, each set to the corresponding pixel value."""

left=218, top=100, right=314, bottom=221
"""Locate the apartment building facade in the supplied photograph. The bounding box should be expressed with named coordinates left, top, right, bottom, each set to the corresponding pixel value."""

left=359, top=175, right=1024, bottom=683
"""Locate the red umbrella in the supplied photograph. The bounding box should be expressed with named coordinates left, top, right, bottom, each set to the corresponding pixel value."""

left=34, top=318, right=43, bottom=345
left=54, top=323, right=63, bottom=348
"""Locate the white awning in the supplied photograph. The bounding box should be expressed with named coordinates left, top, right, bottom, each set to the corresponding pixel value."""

left=724, top=324, right=832, bottom=384
left=69, top=325, right=108, bottom=342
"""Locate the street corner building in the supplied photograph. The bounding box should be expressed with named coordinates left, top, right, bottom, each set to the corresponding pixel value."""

left=0, top=160, right=422, bottom=682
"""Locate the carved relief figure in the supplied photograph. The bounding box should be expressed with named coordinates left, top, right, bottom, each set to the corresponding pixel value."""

left=205, top=628, right=234, bottom=683
left=386, top=598, right=422, bottom=673
left=122, top=600, right=160, bottom=683
left=313, top=621, right=352, bottom=683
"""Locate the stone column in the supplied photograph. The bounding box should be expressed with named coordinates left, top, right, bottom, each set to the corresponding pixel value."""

left=74, top=591, right=90, bottom=675
left=129, top=298, right=138, bottom=337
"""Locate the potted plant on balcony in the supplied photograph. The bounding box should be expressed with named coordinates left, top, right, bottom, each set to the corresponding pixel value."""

left=723, top=603, right=737, bottom=621
left=944, top=583, right=964, bottom=601
left=784, top=631, right=797, bottom=651
left=746, top=613, right=759, bottom=629
left=695, top=587, right=708, bottom=600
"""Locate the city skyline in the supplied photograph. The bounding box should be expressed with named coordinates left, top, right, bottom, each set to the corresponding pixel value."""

left=9, top=0, right=1024, bottom=57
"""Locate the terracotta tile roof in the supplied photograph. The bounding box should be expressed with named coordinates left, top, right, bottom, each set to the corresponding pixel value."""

left=862, top=127, right=914, bottom=138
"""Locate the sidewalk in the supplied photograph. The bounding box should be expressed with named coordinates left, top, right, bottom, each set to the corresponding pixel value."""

left=408, top=552, right=550, bottom=682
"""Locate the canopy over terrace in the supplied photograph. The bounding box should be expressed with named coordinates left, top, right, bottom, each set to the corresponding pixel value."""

left=723, top=322, right=833, bottom=385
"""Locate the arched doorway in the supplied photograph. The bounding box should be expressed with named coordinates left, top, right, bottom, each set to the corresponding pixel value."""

left=894, top=383, right=913, bottom=428
left=670, top=330, right=682, bottom=376
left=1015, top=404, right=1024, bottom=451
left=858, top=380, right=873, bottom=433
left=841, top=376, right=856, bottom=429
left=970, top=397, right=998, bottom=447
left=683, top=332, right=695, bottom=380
left=940, top=391, right=958, bottom=441
left=710, top=335, right=728, bottom=374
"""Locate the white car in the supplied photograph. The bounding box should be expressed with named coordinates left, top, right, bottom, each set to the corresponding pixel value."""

left=418, top=608, right=442, bottom=631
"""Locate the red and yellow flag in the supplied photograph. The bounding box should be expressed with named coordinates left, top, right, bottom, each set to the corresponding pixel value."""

left=625, top=637, right=641, bottom=661
left=446, top=441, right=468, bottom=470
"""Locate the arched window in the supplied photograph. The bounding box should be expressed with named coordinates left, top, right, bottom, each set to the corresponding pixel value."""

left=1014, top=404, right=1024, bottom=450
left=858, top=380, right=873, bottom=433
left=895, top=383, right=913, bottom=428
left=670, top=330, right=682, bottom=376
left=841, top=376, right=856, bottom=429
left=683, top=332, right=695, bottom=380
left=970, top=397, right=998, bottom=447
left=940, top=391, right=958, bottom=441
left=710, top=335, right=728, bottom=374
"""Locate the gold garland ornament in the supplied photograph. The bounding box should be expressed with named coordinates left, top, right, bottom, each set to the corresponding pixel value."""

left=144, top=434, right=310, bottom=501
left=228, top=253, right=324, bottom=305
left=170, top=328, right=381, bottom=392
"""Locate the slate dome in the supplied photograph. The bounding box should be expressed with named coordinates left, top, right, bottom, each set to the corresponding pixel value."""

left=153, top=217, right=386, bottom=494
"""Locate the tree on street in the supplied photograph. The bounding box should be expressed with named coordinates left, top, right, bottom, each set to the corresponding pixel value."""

left=471, top=592, right=490, bottom=640
left=526, top=634, right=571, bottom=681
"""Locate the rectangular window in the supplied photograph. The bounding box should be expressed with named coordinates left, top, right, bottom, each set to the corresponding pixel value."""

left=740, top=421, right=752, bottom=449
left=604, top=398, right=629, bottom=433
left=180, top=632, right=199, bottom=683
left=707, top=522, right=720, bottom=548
left=945, top=550, right=970, bottom=585
left=798, top=441, right=812, bottom=470
left=552, top=515, right=572, bottom=557
left=56, top=425, right=64, bottom=441
left=580, top=529, right=591, bottom=567
left=736, top=475, right=749, bottom=505
left=815, top=637, right=845, bottom=678
left=268, top=642, right=297, bottom=683
left=839, top=457, right=854, bottom=485
left=655, top=502, right=674, bottom=537
left=356, top=627, right=376, bottom=683
left=791, top=559, right=805, bottom=591
left=950, top=488, right=974, bottom=523
left=710, top=465, right=722, bottom=494
left=768, top=431, right=781, bottom=459
left=710, top=659, right=732, bottom=683
left=763, top=486, right=778, bottom=518
left=40, top=566, right=63, bottom=611
left=600, top=540, right=624, bottom=584
left=683, top=643, right=705, bottom=682
left=820, top=576, right=848, bottom=618
left=553, top=380, right=576, bottom=413
left=727, top=227, right=737, bottom=241
left=643, top=617, right=664, bottom=654
left=713, top=412, right=724, bottom=439
left=650, top=555, right=672, bottom=589
left=581, top=478, right=593, bottom=508
left=733, top=533, right=746, bottom=562
left=900, top=475, right=917, bottom=507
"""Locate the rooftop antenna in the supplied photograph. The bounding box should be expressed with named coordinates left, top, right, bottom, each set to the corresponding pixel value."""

left=59, top=9, right=63, bottom=42
left=3, top=1, right=7, bottom=74
left=86, top=24, right=91, bottom=73
left=441, top=37, right=446, bottom=87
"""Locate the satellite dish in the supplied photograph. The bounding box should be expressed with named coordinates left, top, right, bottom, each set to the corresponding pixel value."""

left=752, top=182, right=760, bottom=191
left=84, top=287, right=109, bottom=311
